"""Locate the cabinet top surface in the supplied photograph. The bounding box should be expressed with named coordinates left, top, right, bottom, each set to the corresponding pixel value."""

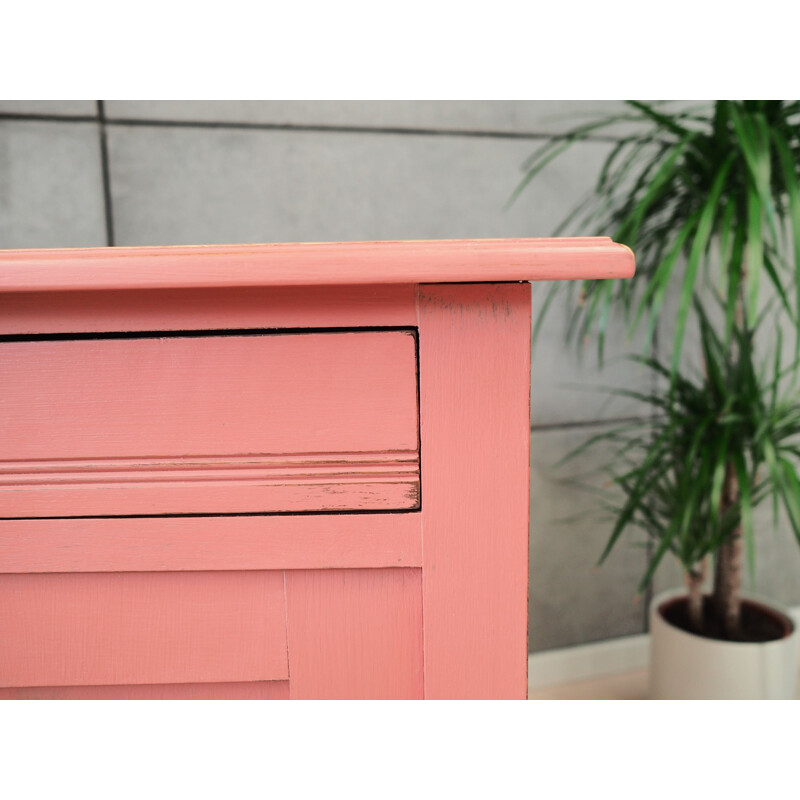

left=0, top=237, right=633, bottom=293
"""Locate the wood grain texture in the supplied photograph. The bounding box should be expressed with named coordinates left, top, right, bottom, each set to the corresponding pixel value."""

left=0, top=681, right=290, bottom=700
left=417, top=283, right=531, bottom=699
left=0, top=237, right=634, bottom=292
left=0, top=514, right=422, bottom=573
left=0, top=331, right=419, bottom=516
left=0, top=570, right=288, bottom=687
left=285, top=568, right=423, bottom=699
left=0, top=285, right=417, bottom=335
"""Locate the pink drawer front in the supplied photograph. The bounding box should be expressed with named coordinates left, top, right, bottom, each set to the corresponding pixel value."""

left=0, top=329, right=419, bottom=517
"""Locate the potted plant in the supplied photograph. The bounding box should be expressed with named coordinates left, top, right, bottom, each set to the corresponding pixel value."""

left=514, top=100, right=800, bottom=698
left=576, top=304, right=800, bottom=697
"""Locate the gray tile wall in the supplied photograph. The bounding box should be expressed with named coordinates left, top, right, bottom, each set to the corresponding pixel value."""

left=0, top=119, right=106, bottom=247
left=2, top=100, right=796, bottom=653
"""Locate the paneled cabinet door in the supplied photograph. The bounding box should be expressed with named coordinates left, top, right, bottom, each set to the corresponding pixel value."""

left=0, top=321, right=425, bottom=699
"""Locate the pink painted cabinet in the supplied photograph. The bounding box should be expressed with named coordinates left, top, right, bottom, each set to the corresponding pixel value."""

left=0, top=238, right=633, bottom=699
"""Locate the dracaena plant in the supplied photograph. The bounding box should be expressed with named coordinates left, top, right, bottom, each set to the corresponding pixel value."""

left=513, top=100, right=800, bottom=639
left=574, top=303, right=800, bottom=635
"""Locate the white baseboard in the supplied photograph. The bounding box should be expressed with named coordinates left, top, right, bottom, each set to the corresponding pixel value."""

left=528, top=633, right=649, bottom=689
left=528, top=604, right=800, bottom=690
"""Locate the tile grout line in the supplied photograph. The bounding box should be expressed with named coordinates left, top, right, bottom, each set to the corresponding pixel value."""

left=0, top=110, right=632, bottom=144
left=96, top=101, right=116, bottom=248
left=531, top=414, right=650, bottom=433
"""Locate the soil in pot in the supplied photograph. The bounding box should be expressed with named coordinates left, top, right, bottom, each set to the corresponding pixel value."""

left=660, top=595, right=794, bottom=643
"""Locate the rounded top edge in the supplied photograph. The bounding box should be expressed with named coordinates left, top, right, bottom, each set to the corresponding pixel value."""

left=0, top=237, right=635, bottom=292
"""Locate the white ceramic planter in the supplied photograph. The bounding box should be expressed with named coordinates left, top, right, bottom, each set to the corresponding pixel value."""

left=650, top=588, right=799, bottom=699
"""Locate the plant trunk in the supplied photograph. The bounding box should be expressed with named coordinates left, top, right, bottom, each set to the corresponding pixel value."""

left=713, top=461, right=743, bottom=638
left=686, top=560, right=706, bottom=634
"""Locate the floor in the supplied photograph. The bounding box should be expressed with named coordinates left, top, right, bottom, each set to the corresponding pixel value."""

left=528, top=669, right=650, bottom=700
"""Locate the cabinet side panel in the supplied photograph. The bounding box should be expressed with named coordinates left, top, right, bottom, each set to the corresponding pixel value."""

left=418, top=283, right=531, bottom=698
left=285, top=568, right=423, bottom=699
